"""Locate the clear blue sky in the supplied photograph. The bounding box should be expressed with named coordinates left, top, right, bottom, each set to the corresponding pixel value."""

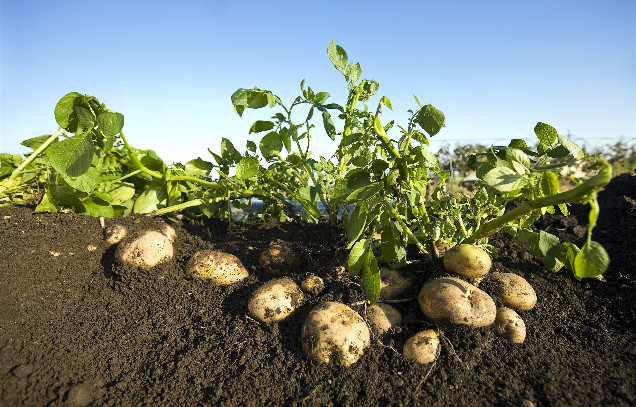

left=1, top=0, right=634, bottom=164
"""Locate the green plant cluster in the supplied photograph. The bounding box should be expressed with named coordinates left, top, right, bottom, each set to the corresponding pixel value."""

left=0, top=41, right=611, bottom=303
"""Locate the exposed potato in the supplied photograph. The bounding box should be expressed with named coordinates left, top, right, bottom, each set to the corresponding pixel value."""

left=115, top=230, right=173, bottom=269
left=380, top=268, right=413, bottom=300
left=301, top=301, right=371, bottom=367
left=494, top=307, right=526, bottom=343
left=366, top=303, right=402, bottom=336
left=301, top=275, right=325, bottom=295
left=403, top=329, right=440, bottom=365
left=490, top=272, right=537, bottom=311
left=259, top=239, right=302, bottom=275
left=418, top=277, right=496, bottom=327
left=162, top=224, right=176, bottom=242
left=248, top=277, right=304, bottom=323
left=104, top=224, right=127, bottom=245
left=443, top=244, right=491, bottom=278
left=185, top=250, right=249, bottom=285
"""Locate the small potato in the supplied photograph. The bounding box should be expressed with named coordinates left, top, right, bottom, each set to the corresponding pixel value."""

left=185, top=250, right=249, bottom=285
left=162, top=224, right=176, bottom=243
left=490, top=272, right=537, bottom=311
left=301, top=275, right=325, bottom=295
left=259, top=239, right=302, bottom=275
left=104, top=224, right=127, bottom=245
left=301, top=302, right=371, bottom=367
left=115, top=230, right=173, bottom=269
left=403, top=329, right=440, bottom=365
left=418, top=277, right=496, bottom=328
left=494, top=307, right=526, bottom=343
left=380, top=268, right=413, bottom=300
left=443, top=244, right=491, bottom=278
left=366, top=303, right=402, bottom=336
left=248, top=277, right=304, bottom=323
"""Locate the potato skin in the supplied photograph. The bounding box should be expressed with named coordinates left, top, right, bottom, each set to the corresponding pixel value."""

left=403, top=329, right=440, bottom=365
left=115, top=230, right=173, bottom=269
left=259, top=239, right=301, bottom=275
left=443, top=244, right=491, bottom=278
left=366, top=303, right=402, bottom=336
left=248, top=277, right=304, bottom=323
left=490, top=272, right=537, bottom=311
left=301, top=302, right=370, bottom=367
left=379, top=268, right=413, bottom=300
left=494, top=307, right=526, bottom=343
left=184, top=250, right=249, bottom=285
left=418, top=277, right=496, bottom=327
left=300, top=275, right=325, bottom=295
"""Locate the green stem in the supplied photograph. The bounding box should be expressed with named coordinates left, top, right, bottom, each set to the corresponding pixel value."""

left=463, top=162, right=612, bottom=244
left=119, top=131, right=163, bottom=179
left=166, top=175, right=224, bottom=189
left=384, top=198, right=431, bottom=260
left=9, top=129, right=64, bottom=181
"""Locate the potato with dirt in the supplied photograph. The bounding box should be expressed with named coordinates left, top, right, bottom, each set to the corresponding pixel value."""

left=379, top=268, right=413, bottom=300
left=300, top=275, right=325, bottom=295
left=365, top=303, right=402, bottom=336
left=443, top=244, right=491, bottom=278
left=494, top=307, right=526, bottom=343
left=115, top=230, right=174, bottom=269
left=403, top=329, right=440, bottom=365
left=259, top=239, right=302, bottom=275
left=301, top=301, right=370, bottom=367
left=185, top=250, right=249, bottom=285
left=248, top=277, right=304, bottom=323
left=489, top=272, right=537, bottom=311
left=418, top=277, right=496, bottom=327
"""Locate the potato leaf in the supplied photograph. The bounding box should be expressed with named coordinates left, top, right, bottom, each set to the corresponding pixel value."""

left=482, top=167, right=525, bottom=192
left=346, top=202, right=368, bottom=246
left=236, top=156, right=259, bottom=180
left=185, top=158, right=214, bottom=177
left=362, top=249, right=381, bottom=304
left=327, top=39, right=348, bottom=72
left=574, top=240, right=609, bottom=279
left=46, top=133, right=94, bottom=178
left=415, top=104, right=445, bottom=137
left=348, top=238, right=370, bottom=276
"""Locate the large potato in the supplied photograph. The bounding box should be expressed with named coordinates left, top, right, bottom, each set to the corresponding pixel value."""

left=301, top=302, right=371, bottom=367
left=248, top=277, right=304, bottom=323
left=489, top=272, right=537, bottom=311
left=366, top=303, right=402, bottom=336
left=494, top=307, right=526, bottom=343
left=380, top=268, right=413, bottom=300
left=259, top=239, right=302, bottom=275
left=403, top=329, right=440, bottom=365
left=115, top=230, right=173, bottom=269
left=443, top=244, right=491, bottom=278
left=418, top=277, right=496, bottom=327
left=185, top=250, right=249, bottom=285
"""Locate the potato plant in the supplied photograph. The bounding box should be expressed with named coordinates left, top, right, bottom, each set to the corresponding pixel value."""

left=0, top=41, right=611, bottom=305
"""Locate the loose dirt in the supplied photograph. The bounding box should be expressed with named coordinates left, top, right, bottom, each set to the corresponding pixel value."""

left=1, top=173, right=634, bottom=406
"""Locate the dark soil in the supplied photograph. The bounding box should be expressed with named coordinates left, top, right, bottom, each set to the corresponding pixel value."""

left=1, top=173, right=635, bottom=407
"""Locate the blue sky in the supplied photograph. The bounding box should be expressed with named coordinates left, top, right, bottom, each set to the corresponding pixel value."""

left=1, top=0, right=634, bottom=164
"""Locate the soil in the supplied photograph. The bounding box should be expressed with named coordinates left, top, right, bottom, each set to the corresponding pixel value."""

left=1, top=173, right=635, bottom=407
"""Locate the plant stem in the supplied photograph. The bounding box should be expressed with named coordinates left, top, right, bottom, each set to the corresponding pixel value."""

left=384, top=198, right=431, bottom=260
left=119, top=131, right=163, bottom=179
left=9, top=129, right=64, bottom=181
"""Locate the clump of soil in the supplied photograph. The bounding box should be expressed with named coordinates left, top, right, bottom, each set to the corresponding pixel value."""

left=1, top=173, right=635, bottom=406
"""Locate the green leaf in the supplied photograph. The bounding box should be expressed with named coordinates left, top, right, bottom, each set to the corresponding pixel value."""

left=315, top=92, right=330, bottom=104
left=75, top=106, right=94, bottom=128
left=107, top=182, right=135, bottom=205
left=97, top=111, right=124, bottom=137
left=246, top=140, right=257, bottom=153
left=46, top=133, right=94, bottom=177
left=249, top=120, right=275, bottom=134
left=185, top=158, right=214, bottom=177
left=133, top=181, right=167, bottom=214
left=346, top=62, right=361, bottom=83
left=347, top=183, right=383, bottom=202
left=322, top=111, right=336, bottom=141
left=54, top=92, right=84, bottom=132
left=63, top=167, right=101, bottom=193
left=539, top=171, right=559, bottom=196
left=574, top=241, right=609, bottom=279
left=346, top=203, right=368, bottom=246
left=259, top=131, right=283, bottom=159
left=534, top=122, right=557, bottom=149
left=508, top=139, right=528, bottom=150
left=21, top=135, right=57, bottom=150
left=327, top=40, right=348, bottom=71
left=415, top=104, right=445, bottom=137
left=362, top=250, right=381, bottom=304
left=348, top=238, right=370, bottom=276
left=380, top=224, right=397, bottom=265
left=557, top=134, right=584, bottom=159
left=483, top=167, right=525, bottom=192
left=506, top=148, right=530, bottom=174
left=527, top=230, right=560, bottom=257
left=82, top=194, right=114, bottom=218
left=231, top=88, right=274, bottom=117
left=236, top=156, right=259, bottom=180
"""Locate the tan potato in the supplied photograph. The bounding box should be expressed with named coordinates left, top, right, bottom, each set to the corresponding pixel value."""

left=490, top=272, right=537, bottom=311
left=403, top=329, right=440, bottom=365
left=115, top=230, right=173, bottom=269
left=366, top=303, right=402, bottom=336
left=443, top=244, right=491, bottom=278
left=300, top=275, right=325, bottom=295
left=162, top=224, right=176, bottom=242
left=248, top=277, right=304, bottom=323
left=301, top=301, right=371, bottom=367
left=259, top=239, right=302, bottom=275
left=418, top=277, right=496, bottom=327
left=380, top=268, right=413, bottom=300
left=104, top=224, right=127, bottom=245
left=184, top=250, right=249, bottom=285
left=494, top=307, right=526, bottom=343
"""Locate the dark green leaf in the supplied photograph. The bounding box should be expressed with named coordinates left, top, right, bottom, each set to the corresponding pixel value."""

left=415, top=104, right=445, bottom=137
left=534, top=122, right=557, bottom=149
left=327, top=40, right=348, bottom=71
left=46, top=133, right=94, bottom=177
left=347, top=183, right=383, bottom=201
left=62, top=167, right=101, bottom=192
left=54, top=92, right=83, bottom=132
left=246, top=140, right=257, bottom=153
left=249, top=120, right=275, bottom=134
left=539, top=171, right=559, bottom=196
left=236, top=156, right=259, bottom=180
left=75, top=106, right=95, bottom=128
left=259, top=131, right=283, bottom=159
left=346, top=62, right=361, bottom=83
left=133, top=181, right=167, bottom=214
left=346, top=203, right=368, bottom=246
left=322, top=111, right=336, bottom=141
left=97, top=111, right=124, bottom=137
left=348, top=237, right=370, bottom=276
left=362, top=250, right=381, bottom=304
left=508, top=139, right=528, bottom=150
left=21, top=135, right=57, bottom=150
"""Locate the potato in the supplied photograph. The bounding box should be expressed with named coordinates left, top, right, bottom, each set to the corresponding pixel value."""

left=366, top=303, right=402, bottom=336
left=443, top=244, right=491, bottom=278
left=403, top=329, right=440, bottom=365
left=162, top=224, right=176, bottom=243
left=301, top=301, right=371, bottom=367
left=494, top=307, right=526, bottom=343
left=184, top=250, right=249, bottom=285
left=259, top=239, right=302, bottom=275
left=418, top=277, right=496, bottom=327
left=300, top=275, right=325, bottom=295
left=104, top=224, right=127, bottom=245
left=380, top=268, right=413, bottom=300
left=115, top=230, right=173, bottom=269
left=248, top=277, right=304, bottom=323
left=489, top=272, right=537, bottom=311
